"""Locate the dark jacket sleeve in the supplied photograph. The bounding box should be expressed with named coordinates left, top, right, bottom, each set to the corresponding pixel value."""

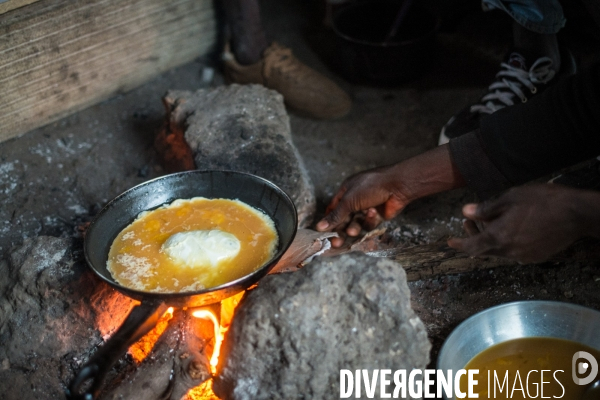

left=449, top=62, right=600, bottom=199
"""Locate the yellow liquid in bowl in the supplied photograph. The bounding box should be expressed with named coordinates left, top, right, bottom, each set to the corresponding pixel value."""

left=460, top=337, right=600, bottom=399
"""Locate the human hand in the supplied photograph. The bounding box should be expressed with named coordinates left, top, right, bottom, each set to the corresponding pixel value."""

left=315, top=164, right=412, bottom=247
left=448, top=184, right=589, bottom=263
left=316, top=144, right=466, bottom=248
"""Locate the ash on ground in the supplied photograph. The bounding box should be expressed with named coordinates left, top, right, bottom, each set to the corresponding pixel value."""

left=1, top=1, right=600, bottom=399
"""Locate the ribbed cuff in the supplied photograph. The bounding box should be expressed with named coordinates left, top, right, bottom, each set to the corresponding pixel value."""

left=481, top=0, right=565, bottom=34
left=449, top=130, right=512, bottom=199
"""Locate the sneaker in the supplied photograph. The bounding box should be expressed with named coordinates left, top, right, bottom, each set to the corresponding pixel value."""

left=438, top=50, right=576, bottom=145
left=550, top=159, right=600, bottom=191
left=223, top=42, right=352, bottom=119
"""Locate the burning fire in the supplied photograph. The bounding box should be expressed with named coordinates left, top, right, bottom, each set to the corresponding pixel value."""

left=129, top=306, right=174, bottom=363
left=191, top=308, right=222, bottom=374
left=124, top=294, right=244, bottom=399
left=124, top=292, right=244, bottom=399
left=191, top=291, right=244, bottom=374
left=186, top=291, right=244, bottom=399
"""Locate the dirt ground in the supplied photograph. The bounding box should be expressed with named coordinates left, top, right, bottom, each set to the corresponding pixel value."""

left=1, top=0, right=600, bottom=382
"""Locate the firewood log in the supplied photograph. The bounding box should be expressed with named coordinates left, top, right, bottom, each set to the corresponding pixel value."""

left=101, top=308, right=214, bottom=400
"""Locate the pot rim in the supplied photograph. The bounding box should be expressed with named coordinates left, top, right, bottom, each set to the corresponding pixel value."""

left=437, top=300, right=600, bottom=371
left=331, top=1, right=440, bottom=48
left=83, top=169, right=298, bottom=302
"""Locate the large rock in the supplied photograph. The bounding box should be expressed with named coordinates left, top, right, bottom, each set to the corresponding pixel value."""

left=213, top=253, right=431, bottom=400
left=0, top=237, right=135, bottom=400
left=163, top=85, right=316, bottom=227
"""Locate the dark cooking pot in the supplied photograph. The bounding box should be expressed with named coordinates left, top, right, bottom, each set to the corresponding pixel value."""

left=332, top=0, right=439, bottom=84
left=67, top=170, right=297, bottom=399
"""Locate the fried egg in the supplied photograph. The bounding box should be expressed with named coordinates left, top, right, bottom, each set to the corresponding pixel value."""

left=107, top=197, right=278, bottom=293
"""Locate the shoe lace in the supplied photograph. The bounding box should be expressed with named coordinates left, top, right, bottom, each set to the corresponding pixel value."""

left=470, top=57, right=556, bottom=114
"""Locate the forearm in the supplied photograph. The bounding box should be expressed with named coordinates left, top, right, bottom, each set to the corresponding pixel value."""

left=572, top=189, right=600, bottom=238
left=395, top=143, right=466, bottom=202
left=449, top=131, right=511, bottom=199
left=317, top=144, right=467, bottom=233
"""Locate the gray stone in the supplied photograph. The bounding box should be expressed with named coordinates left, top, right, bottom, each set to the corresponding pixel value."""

left=0, top=236, right=135, bottom=400
left=213, top=253, right=431, bottom=400
left=164, top=84, right=316, bottom=227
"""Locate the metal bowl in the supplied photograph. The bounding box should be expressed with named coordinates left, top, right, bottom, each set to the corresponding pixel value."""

left=438, top=301, right=600, bottom=398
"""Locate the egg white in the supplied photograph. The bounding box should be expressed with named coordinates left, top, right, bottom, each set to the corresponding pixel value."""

left=162, top=229, right=241, bottom=269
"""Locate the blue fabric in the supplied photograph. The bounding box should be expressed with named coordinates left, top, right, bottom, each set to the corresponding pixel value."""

left=482, top=0, right=566, bottom=34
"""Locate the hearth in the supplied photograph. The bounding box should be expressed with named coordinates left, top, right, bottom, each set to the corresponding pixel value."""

left=67, top=170, right=297, bottom=399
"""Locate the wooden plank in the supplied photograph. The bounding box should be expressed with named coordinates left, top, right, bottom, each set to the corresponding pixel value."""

left=366, top=244, right=517, bottom=281
left=0, top=0, right=216, bottom=142
left=366, top=239, right=600, bottom=281
left=0, top=0, right=41, bottom=16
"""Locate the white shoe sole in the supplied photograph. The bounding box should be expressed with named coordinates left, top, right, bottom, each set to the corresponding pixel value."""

left=438, top=126, right=450, bottom=146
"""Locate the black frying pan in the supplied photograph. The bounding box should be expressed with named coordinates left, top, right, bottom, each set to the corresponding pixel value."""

left=67, top=170, right=297, bottom=399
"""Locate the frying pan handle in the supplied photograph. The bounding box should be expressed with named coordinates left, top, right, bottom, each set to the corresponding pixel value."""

left=67, top=300, right=168, bottom=400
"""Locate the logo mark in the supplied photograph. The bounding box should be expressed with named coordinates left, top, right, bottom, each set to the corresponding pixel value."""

left=572, top=351, right=598, bottom=385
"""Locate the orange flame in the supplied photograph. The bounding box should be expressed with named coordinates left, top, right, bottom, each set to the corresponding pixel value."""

left=128, top=306, right=174, bottom=363
left=190, top=291, right=245, bottom=375
left=191, top=309, right=222, bottom=374
left=186, top=291, right=245, bottom=399
left=120, top=293, right=244, bottom=399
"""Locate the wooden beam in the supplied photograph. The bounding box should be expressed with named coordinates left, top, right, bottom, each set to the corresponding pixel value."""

left=366, top=238, right=600, bottom=281
left=0, top=0, right=41, bottom=16
left=0, top=0, right=216, bottom=142
left=366, top=244, right=517, bottom=281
